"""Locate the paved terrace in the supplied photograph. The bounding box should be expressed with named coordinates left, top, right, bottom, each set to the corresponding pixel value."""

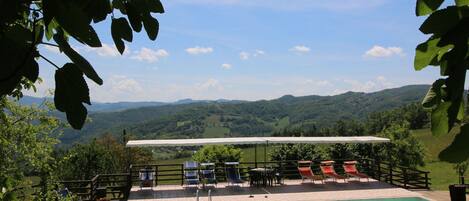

left=128, top=179, right=433, bottom=201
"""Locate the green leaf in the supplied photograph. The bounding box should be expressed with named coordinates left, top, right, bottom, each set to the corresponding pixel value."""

left=416, top=0, right=444, bottom=16
left=22, top=57, right=39, bottom=83
left=54, top=63, right=90, bottom=129
left=54, top=33, right=103, bottom=85
left=111, top=20, right=125, bottom=55
left=422, top=79, right=445, bottom=109
left=142, top=13, right=159, bottom=40
left=438, top=123, right=469, bottom=163
left=431, top=101, right=451, bottom=136
left=126, top=3, right=143, bottom=32
left=420, top=6, right=460, bottom=36
left=85, top=0, right=112, bottom=23
left=53, top=0, right=102, bottom=47
left=112, top=17, right=133, bottom=41
left=456, top=0, right=469, bottom=7
left=414, top=37, right=443, bottom=70
left=145, top=0, right=165, bottom=13
left=111, top=18, right=133, bottom=54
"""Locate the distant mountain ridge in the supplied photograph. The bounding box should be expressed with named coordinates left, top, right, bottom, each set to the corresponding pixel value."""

left=57, top=84, right=431, bottom=147
left=19, top=96, right=244, bottom=112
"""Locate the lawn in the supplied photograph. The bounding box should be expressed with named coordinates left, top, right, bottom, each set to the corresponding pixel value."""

left=412, top=127, right=467, bottom=190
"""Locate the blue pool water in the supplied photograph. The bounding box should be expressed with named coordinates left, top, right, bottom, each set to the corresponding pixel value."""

left=346, top=197, right=428, bottom=201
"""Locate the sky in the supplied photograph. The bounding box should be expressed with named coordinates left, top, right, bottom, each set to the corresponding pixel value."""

left=33, top=0, right=445, bottom=103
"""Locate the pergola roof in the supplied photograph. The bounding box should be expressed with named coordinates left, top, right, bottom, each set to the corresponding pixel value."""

left=126, top=136, right=390, bottom=147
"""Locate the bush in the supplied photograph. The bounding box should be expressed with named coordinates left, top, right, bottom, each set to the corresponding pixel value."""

left=192, top=145, right=242, bottom=163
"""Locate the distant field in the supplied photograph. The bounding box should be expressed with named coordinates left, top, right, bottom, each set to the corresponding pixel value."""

left=412, top=127, right=467, bottom=190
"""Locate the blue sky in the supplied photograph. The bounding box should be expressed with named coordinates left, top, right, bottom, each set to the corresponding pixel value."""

left=35, top=0, right=443, bottom=102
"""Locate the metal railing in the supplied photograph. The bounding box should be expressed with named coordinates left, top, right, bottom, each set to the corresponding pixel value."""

left=60, top=158, right=431, bottom=200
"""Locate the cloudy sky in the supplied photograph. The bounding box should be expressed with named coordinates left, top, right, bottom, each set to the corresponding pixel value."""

left=34, top=0, right=443, bottom=102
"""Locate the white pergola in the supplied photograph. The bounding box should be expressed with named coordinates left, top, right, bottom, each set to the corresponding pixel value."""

left=126, top=136, right=390, bottom=147
left=126, top=136, right=390, bottom=164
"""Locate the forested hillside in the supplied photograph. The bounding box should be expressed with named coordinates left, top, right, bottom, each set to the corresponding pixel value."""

left=59, top=85, right=430, bottom=146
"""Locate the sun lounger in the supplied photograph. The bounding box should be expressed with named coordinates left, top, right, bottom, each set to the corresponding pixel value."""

left=320, top=161, right=346, bottom=182
left=343, top=161, right=369, bottom=182
left=184, top=161, right=200, bottom=187
left=139, top=168, right=155, bottom=190
left=225, top=162, right=245, bottom=186
left=297, top=161, right=324, bottom=183
left=200, top=162, right=217, bottom=187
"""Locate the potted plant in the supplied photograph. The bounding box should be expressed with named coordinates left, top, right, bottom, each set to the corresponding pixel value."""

left=449, top=161, right=468, bottom=201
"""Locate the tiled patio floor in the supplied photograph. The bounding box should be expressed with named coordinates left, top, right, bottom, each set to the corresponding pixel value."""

left=128, top=179, right=434, bottom=201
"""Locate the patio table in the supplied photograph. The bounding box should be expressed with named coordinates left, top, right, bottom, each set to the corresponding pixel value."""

left=249, top=168, right=274, bottom=187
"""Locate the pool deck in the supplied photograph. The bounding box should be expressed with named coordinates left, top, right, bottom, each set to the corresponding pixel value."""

left=128, top=179, right=435, bottom=201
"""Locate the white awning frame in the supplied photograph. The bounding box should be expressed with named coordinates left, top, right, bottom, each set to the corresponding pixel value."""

left=126, top=136, right=390, bottom=147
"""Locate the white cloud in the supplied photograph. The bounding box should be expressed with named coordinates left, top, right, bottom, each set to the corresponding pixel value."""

left=221, top=63, right=232, bottom=69
left=88, top=75, right=145, bottom=102
left=364, top=45, right=404, bottom=58
left=131, top=48, right=169, bottom=63
left=87, top=43, right=121, bottom=57
left=239, top=52, right=249, bottom=60
left=289, top=45, right=310, bottom=53
left=254, top=49, right=265, bottom=56
left=44, top=45, right=60, bottom=54
left=185, top=46, right=213, bottom=55
left=197, top=78, right=223, bottom=91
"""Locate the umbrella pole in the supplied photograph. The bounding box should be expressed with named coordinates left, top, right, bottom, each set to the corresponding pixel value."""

left=264, top=141, right=268, bottom=168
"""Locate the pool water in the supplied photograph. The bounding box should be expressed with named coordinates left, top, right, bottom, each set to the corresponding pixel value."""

left=345, top=197, right=428, bottom=201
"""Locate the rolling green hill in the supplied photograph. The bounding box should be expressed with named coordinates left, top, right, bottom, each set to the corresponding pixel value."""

left=59, top=85, right=430, bottom=146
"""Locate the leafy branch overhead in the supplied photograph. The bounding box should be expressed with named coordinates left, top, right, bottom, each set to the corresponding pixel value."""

left=415, top=0, right=469, bottom=162
left=0, top=0, right=164, bottom=129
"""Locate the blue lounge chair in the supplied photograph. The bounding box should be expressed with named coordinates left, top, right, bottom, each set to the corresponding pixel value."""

left=225, top=162, right=245, bottom=186
left=200, top=163, right=217, bottom=187
left=184, top=161, right=200, bottom=187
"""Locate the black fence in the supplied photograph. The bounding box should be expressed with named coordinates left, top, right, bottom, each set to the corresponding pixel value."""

left=61, top=158, right=431, bottom=200
left=60, top=173, right=131, bottom=201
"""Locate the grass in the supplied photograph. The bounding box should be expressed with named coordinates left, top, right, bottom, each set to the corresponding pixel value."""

left=412, top=127, right=468, bottom=190
left=203, top=126, right=230, bottom=138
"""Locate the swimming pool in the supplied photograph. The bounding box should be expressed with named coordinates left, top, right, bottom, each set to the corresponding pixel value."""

left=345, top=197, right=428, bottom=201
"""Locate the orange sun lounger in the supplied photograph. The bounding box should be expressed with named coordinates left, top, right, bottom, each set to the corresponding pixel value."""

left=343, top=161, right=369, bottom=182
left=297, top=161, right=323, bottom=184
left=320, top=161, right=346, bottom=182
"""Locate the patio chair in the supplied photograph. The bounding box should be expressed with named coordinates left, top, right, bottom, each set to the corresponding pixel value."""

left=320, top=161, right=347, bottom=182
left=225, top=162, right=245, bottom=186
left=297, top=160, right=324, bottom=184
left=184, top=161, right=200, bottom=187
left=343, top=161, right=369, bottom=182
left=139, top=168, right=155, bottom=190
left=200, top=162, right=217, bottom=187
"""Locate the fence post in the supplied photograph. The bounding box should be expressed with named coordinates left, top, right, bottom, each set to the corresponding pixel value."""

left=155, top=165, right=159, bottom=187
left=425, top=172, right=429, bottom=189
left=181, top=164, right=184, bottom=186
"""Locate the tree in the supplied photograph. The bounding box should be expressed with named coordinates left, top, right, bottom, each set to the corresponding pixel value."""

left=192, top=145, right=242, bottom=163
left=373, top=123, right=425, bottom=168
left=58, top=133, right=153, bottom=180
left=0, top=97, right=63, bottom=200
left=0, top=0, right=164, bottom=129
left=414, top=0, right=469, bottom=162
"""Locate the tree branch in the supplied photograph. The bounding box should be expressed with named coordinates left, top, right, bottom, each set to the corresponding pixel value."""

left=39, top=55, right=60, bottom=69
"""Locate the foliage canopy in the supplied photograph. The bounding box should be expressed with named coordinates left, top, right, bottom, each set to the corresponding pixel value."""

left=414, top=0, right=469, bottom=162
left=0, top=0, right=164, bottom=129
